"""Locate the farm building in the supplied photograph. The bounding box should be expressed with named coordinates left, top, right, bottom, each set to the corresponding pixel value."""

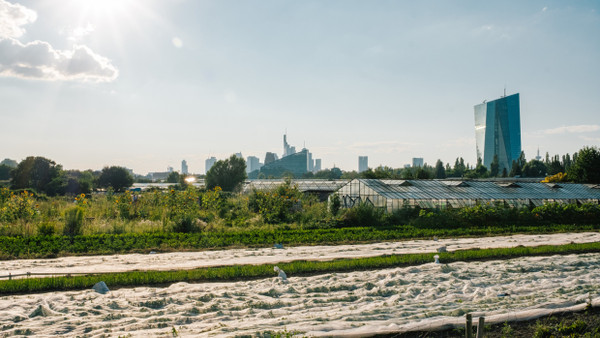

left=333, top=179, right=600, bottom=212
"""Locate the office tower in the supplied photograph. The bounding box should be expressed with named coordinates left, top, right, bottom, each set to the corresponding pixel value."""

left=205, top=156, right=217, bottom=174
left=283, top=133, right=296, bottom=157
left=234, top=152, right=243, bottom=159
left=258, top=149, right=309, bottom=177
left=412, top=158, right=424, bottom=168
left=314, top=159, right=322, bottom=172
left=181, top=160, right=188, bottom=175
left=474, top=93, right=521, bottom=172
left=264, top=152, right=277, bottom=165
left=358, top=156, right=368, bottom=173
left=246, top=156, right=261, bottom=173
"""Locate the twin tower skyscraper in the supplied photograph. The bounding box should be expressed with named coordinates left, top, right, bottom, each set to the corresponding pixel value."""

left=474, top=93, right=522, bottom=173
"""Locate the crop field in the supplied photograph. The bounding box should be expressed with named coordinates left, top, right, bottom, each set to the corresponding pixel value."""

left=1, top=252, right=599, bottom=337
left=2, top=232, right=599, bottom=277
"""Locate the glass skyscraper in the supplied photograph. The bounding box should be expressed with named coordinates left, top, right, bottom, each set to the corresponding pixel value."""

left=474, top=93, right=521, bottom=172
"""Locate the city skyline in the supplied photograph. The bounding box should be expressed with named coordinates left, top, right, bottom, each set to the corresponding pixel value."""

left=1, top=1, right=599, bottom=174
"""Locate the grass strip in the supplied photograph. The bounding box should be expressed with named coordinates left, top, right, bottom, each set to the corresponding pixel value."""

left=1, top=223, right=599, bottom=259
left=1, top=241, right=600, bottom=295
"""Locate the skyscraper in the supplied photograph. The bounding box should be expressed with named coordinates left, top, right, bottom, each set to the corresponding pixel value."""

left=283, top=133, right=296, bottom=157
left=358, top=156, right=368, bottom=173
left=314, top=159, right=322, bottom=172
left=474, top=93, right=521, bottom=172
left=412, top=158, right=424, bottom=168
left=246, top=156, right=262, bottom=173
left=181, top=160, right=188, bottom=175
left=205, top=156, right=217, bottom=174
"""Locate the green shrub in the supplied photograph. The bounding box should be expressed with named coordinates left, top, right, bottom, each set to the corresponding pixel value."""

left=37, top=222, right=56, bottom=236
left=63, top=206, right=85, bottom=236
left=340, top=203, right=386, bottom=227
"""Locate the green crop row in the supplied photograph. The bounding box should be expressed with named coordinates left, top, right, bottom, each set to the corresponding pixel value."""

left=2, top=242, right=600, bottom=295
left=1, top=223, right=599, bottom=259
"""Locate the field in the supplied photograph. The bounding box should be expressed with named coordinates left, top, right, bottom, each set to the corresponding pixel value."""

left=1, top=250, right=599, bottom=336
left=2, top=189, right=600, bottom=336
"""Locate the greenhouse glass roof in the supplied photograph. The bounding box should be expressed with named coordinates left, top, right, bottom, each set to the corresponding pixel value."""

left=341, top=179, right=600, bottom=201
left=243, top=179, right=349, bottom=193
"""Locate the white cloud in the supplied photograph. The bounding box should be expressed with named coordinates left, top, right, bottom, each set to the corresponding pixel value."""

left=542, top=7, right=548, bottom=12
left=0, top=38, right=118, bottom=82
left=0, top=0, right=36, bottom=39
left=541, top=124, right=600, bottom=135
left=61, top=23, right=95, bottom=42
left=0, top=0, right=118, bottom=82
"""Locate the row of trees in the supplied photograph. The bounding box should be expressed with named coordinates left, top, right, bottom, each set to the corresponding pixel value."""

left=340, top=146, right=600, bottom=183
left=1, top=156, right=134, bottom=195
left=1, top=146, right=598, bottom=195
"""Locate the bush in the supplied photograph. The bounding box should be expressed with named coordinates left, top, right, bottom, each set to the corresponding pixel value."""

left=171, top=214, right=200, bottom=233
left=63, top=206, right=85, bottom=236
left=37, top=222, right=56, bottom=236
left=340, top=203, right=386, bottom=227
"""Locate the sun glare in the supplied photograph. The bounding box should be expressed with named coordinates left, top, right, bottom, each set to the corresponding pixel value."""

left=76, top=0, right=136, bottom=16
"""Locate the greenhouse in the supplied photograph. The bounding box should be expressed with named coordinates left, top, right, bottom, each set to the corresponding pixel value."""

left=333, top=179, right=600, bottom=212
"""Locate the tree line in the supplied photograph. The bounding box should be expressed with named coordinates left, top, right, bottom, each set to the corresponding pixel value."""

left=0, top=157, right=134, bottom=195
left=1, top=146, right=598, bottom=196
left=341, top=146, right=600, bottom=183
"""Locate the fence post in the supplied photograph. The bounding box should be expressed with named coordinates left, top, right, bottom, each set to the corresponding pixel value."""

left=476, top=316, right=485, bottom=338
left=27, top=272, right=31, bottom=278
left=8, top=272, right=11, bottom=280
left=465, top=313, right=473, bottom=338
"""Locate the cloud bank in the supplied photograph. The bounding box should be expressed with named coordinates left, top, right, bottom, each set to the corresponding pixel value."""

left=0, top=0, right=118, bottom=82
left=541, top=124, right=600, bottom=135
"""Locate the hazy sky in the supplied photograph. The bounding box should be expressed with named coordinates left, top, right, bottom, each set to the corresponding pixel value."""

left=1, top=0, right=599, bottom=175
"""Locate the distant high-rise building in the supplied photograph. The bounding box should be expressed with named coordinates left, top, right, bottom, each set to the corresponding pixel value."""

left=283, top=133, right=296, bottom=157
left=412, top=158, right=424, bottom=168
left=255, top=149, right=309, bottom=178
left=234, top=152, right=243, bottom=159
left=246, top=156, right=262, bottom=173
left=181, top=160, right=188, bottom=175
left=308, top=152, right=314, bottom=172
left=535, top=147, right=542, bottom=161
left=205, top=156, right=217, bottom=174
left=264, top=152, right=277, bottom=165
left=167, top=166, right=174, bottom=173
left=314, top=159, right=322, bottom=172
left=358, top=156, right=368, bottom=173
left=474, top=93, right=521, bottom=172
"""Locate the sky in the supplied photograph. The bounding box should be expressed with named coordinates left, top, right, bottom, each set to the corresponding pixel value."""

left=1, top=0, right=599, bottom=175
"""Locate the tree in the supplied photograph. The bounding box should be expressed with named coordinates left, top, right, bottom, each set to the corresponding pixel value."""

left=0, top=164, right=11, bottom=180
left=98, top=166, right=134, bottom=192
left=205, top=155, right=247, bottom=191
left=567, top=146, right=600, bottom=183
left=522, top=160, right=547, bottom=178
left=434, top=159, right=446, bottom=179
left=509, top=160, right=522, bottom=177
left=11, top=156, right=66, bottom=195
left=415, top=167, right=432, bottom=179
left=489, top=154, right=500, bottom=177
left=166, top=171, right=180, bottom=183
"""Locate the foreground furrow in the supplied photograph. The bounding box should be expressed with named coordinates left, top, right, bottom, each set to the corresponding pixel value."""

left=0, top=253, right=599, bottom=337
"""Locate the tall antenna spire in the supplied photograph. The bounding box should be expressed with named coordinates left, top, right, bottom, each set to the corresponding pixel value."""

left=504, top=84, right=506, bottom=97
